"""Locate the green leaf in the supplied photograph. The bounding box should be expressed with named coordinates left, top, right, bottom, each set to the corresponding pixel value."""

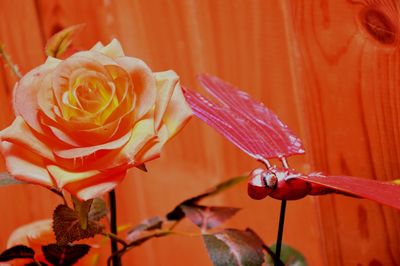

left=53, top=205, right=103, bottom=245
left=181, top=205, right=240, bottom=230
left=0, top=245, right=35, bottom=262
left=266, top=244, right=307, bottom=266
left=203, top=228, right=264, bottom=266
left=167, top=176, right=247, bottom=221
left=42, top=244, right=90, bottom=266
left=0, top=172, right=25, bottom=186
left=126, top=216, right=163, bottom=243
left=45, top=24, right=84, bottom=58
left=88, top=198, right=108, bottom=221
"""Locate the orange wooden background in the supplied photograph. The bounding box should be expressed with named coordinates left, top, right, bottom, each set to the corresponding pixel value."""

left=0, top=0, right=399, bottom=265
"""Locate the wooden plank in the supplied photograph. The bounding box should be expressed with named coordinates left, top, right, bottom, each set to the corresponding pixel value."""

left=0, top=0, right=64, bottom=251
left=8, top=0, right=399, bottom=265
left=101, top=0, right=324, bottom=265
left=0, top=0, right=325, bottom=265
left=281, top=0, right=400, bottom=265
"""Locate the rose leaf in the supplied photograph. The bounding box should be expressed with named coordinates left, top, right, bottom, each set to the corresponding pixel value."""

left=167, top=176, right=247, bottom=221
left=266, top=243, right=308, bottom=266
left=45, top=24, right=84, bottom=58
left=88, top=198, right=108, bottom=221
left=0, top=172, right=25, bottom=186
left=203, top=228, right=264, bottom=266
left=126, top=216, right=163, bottom=243
left=181, top=205, right=240, bottom=230
left=0, top=245, right=35, bottom=262
left=42, top=243, right=90, bottom=266
left=53, top=205, right=103, bottom=245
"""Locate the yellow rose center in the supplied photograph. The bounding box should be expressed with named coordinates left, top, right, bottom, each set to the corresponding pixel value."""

left=58, top=64, right=132, bottom=127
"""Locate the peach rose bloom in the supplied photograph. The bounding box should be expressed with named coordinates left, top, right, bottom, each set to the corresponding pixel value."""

left=5, top=219, right=99, bottom=265
left=0, top=39, right=192, bottom=200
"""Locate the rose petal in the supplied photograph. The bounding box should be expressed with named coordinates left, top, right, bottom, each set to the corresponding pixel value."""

left=47, top=165, right=99, bottom=188
left=47, top=164, right=126, bottom=200
left=39, top=104, right=135, bottom=147
left=45, top=56, right=62, bottom=65
left=115, top=57, right=156, bottom=120
left=91, top=39, right=125, bottom=59
left=13, top=63, right=57, bottom=134
left=54, top=130, right=131, bottom=159
left=153, top=71, right=179, bottom=130
left=52, top=55, right=112, bottom=114
left=0, top=141, right=54, bottom=187
left=106, top=118, right=157, bottom=168
left=91, top=41, right=104, bottom=51
left=134, top=124, right=169, bottom=163
left=159, top=81, right=192, bottom=138
left=73, top=50, right=120, bottom=67
left=47, top=125, right=81, bottom=147
left=0, top=116, right=55, bottom=161
left=76, top=181, right=120, bottom=201
left=7, top=219, right=53, bottom=248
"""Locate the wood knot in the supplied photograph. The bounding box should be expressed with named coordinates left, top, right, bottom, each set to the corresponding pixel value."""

left=359, top=8, right=397, bottom=45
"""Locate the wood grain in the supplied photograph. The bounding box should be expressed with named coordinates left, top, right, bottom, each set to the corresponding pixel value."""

left=282, top=0, right=400, bottom=265
left=0, top=0, right=398, bottom=265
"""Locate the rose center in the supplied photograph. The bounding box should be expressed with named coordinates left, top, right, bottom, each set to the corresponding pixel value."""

left=75, top=80, right=109, bottom=113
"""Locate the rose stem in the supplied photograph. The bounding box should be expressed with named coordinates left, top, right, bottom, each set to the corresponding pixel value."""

left=0, top=45, right=22, bottom=79
left=109, top=189, right=122, bottom=266
left=275, top=199, right=286, bottom=266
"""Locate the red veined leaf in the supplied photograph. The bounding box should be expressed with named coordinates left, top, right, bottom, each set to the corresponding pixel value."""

left=166, top=176, right=247, bottom=221
left=181, top=205, right=240, bottom=230
left=53, top=205, right=103, bottom=245
left=297, top=173, right=400, bottom=210
left=126, top=216, right=163, bottom=243
left=0, top=245, right=35, bottom=262
left=42, top=244, right=90, bottom=266
left=203, top=228, right=264, bottom=266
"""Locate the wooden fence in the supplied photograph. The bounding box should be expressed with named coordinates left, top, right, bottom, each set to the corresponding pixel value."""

left=0, top=1, right=399, bottom=265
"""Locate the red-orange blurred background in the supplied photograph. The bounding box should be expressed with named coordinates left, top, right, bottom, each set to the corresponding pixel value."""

left=0, top=1, right=399, bottom=265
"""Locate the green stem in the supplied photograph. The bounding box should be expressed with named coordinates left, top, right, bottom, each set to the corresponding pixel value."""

left=109, top=190, right=121, bottom=266
left=103, top=232, right=128, bottom=247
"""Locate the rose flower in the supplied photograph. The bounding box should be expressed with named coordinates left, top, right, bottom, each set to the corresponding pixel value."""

left=0, top=39, right=192, bottom=200
left=5, top=219, right=100, bottom=265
